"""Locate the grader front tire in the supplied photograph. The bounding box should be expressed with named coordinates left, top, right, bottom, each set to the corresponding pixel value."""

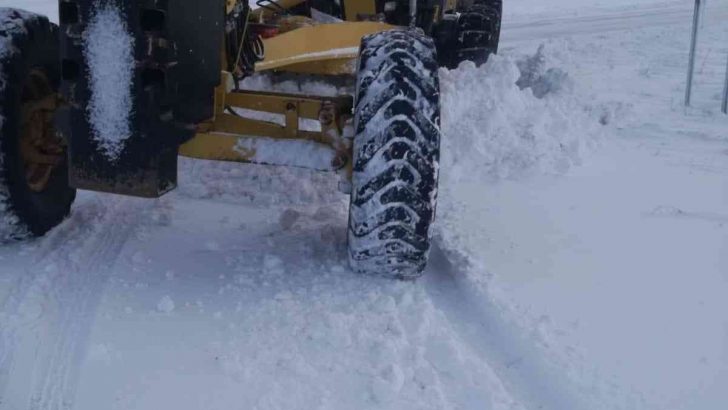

left=347, top=30, right=441, bottom=280
left=437, top=0, right=502, bottom=69
left=0, top=10, right=76, bottom=240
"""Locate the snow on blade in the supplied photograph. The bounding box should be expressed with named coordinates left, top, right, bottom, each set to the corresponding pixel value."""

left=83, top=3, right=134, bottom=161
left=234, top=137, right=336, bottom=170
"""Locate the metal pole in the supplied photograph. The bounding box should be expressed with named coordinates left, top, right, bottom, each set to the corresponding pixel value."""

left=722, top=52, right=728, bottom=114
left=410, top=0, right=418, bottom=28
left=685, top=0, right=702, bottom=107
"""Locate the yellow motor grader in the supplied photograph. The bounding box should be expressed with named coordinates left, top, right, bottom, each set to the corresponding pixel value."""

left=0, top=0, right=501, bottom=278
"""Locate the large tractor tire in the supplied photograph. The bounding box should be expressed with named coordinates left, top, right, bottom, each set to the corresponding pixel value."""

left=348, top=30, right=441, bottom=280
left=0, top=9, right=76, bottom=241
left=436, top=0, right=502, bottom=69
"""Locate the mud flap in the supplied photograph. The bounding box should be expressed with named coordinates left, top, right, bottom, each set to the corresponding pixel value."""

left=56, top=0, right=225, bottom=197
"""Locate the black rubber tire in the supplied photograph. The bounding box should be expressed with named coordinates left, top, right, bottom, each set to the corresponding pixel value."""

left=437, top=0, right=502, bottom=69
left=348, top=30, right=441, bottom=279
left=0, top=9, right=76, bottom=240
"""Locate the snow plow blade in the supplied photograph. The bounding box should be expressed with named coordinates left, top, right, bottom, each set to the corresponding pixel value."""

left=56, top=0, right=225, bottom=197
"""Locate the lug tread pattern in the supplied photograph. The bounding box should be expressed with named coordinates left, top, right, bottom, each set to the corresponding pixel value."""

left=437, top=0, right=502, bottom=68
left=348, top=30, right=441, bottom=279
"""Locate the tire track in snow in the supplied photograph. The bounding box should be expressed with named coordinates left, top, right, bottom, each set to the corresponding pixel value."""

left=0, top=196, right=149, bottom=410
left=30, top=201, right=147, bottom=410
left=424, top=243, right=585, bottom=410
left=0, top=198, right=110, bottom=399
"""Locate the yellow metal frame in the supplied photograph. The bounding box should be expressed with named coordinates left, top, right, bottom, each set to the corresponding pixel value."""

left=343, top=0, right=376, bottom=21
left=179, top=6, right=396, bottom=179
left=180, top=73, right=353, bottom=172
left=256, top=21, right=394, bottom=75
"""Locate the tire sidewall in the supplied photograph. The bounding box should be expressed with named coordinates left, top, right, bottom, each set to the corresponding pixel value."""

left=348, top=30, right=441, bottom=279
left=0, top=14, right=75, bottom=238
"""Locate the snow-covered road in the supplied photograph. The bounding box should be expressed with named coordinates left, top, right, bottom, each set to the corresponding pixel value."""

left=504, top=2, right=728, bottom=44
left=0, top=1, right=727, bottom=409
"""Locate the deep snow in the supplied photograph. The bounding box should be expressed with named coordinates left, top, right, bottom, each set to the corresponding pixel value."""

left=0, top=1, right=727, bottom=410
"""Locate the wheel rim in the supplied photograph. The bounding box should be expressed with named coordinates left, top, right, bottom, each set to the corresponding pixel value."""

left=19, top=69, right=65, bottom=193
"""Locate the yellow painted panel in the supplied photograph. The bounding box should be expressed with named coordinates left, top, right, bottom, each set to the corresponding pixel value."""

left=225, top=92, right=327, bottom=119
left=256, top=22, right=395, bottom=73
left=179, top=133, right=249, bottom=162
left=343, top=0, right=377, bottom=21
left=277, top=58, right=357, bottom=76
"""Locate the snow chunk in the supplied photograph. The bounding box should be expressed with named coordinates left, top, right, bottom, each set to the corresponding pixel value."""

left=516, top=44, right=573, bottom=98
left=156, top=295, right=175, bottom=313
left=83, top=3, right=135, bottom=161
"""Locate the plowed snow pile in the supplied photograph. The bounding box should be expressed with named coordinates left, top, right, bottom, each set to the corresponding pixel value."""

left=433, top=44, right=631, bottom=410
left=440, top=42, right=604, bottom=185
left=437, top=41, right=608, bottom=269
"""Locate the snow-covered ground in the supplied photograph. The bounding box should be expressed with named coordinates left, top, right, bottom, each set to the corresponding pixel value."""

left=1, top=1, right=727, bottom=410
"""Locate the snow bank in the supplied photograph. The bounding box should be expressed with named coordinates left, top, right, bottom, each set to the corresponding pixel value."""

left=83, top=3, right=134, bottom=161
left=436, top=41, right=609, bottom=287
left=440, top=42, right=603, bottom=185
left=436, top=43, right=610, bottom=395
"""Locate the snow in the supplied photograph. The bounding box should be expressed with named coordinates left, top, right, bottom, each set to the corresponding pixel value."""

left=233, top=136, right=336, bottom=170
left=0, top=1, right=727, bottom=410
left=238, top=73, right=346, bottom=97
left=505, top=0, right=687, bottom=19
left=0, top=0, right=54, bottom=21
left=83, top=3, right=135, bottom=161
left=440, top=43, right=602, bottom=182
left=156, top=295, right=175, bottom=313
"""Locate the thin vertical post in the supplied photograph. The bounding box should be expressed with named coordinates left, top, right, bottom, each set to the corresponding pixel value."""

left=409, top=0, right=418, bottom=28
left=722, top=52, right=728, bottom=114
left=685, top=0, right=702, bottom=107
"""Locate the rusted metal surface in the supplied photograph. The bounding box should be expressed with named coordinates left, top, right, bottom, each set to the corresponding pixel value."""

left=19, top=70, right=64, bottom=193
